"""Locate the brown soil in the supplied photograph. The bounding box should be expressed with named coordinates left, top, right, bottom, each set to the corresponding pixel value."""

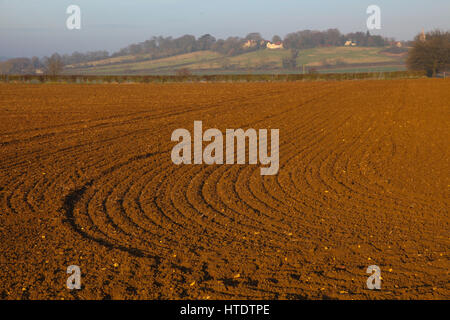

left=0, top=79, right=448, bottom=300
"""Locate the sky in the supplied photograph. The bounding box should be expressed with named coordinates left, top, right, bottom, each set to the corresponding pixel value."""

left=0, top=0, right=449, bottom=58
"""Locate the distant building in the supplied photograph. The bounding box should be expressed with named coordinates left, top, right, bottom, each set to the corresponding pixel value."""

left=419, top=29, right=426, bottom=42
left=266, top=42, right=283, bottom=49
left=34, top=69, right=44, bottom=75
left=395, top=41, right=403, bottom=48
left=243, top=40, right=257, bottom=48
left=344, top=40, right=357, bottom=47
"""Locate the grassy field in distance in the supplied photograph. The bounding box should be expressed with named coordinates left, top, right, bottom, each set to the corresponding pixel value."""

left=64, top=47, right=407, bottom=75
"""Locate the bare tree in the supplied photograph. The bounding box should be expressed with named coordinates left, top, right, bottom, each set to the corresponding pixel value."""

left=272, top=35, right=282, bottom=43
left=45, top=53, right=64, bottom=76
left=407, top=30, right=450, bottom=77
left=282, top=49, right=299, bottom=69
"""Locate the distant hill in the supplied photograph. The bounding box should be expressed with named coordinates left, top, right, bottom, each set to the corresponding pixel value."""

left=64, top=46, right=407, bottom=75
left=0, top=56, right=11, bottom=62
left=2, top=28, right=413, bottom=75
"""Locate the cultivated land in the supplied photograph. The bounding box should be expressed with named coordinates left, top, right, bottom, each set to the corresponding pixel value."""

left=0, top=79, right=448, bottom=299
left=65, top=47, right=406, bottom=75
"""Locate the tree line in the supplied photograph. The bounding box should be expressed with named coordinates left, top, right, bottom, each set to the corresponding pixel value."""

left=0, top=29, right=391, bottom=74
left=112, top=29, right=388, bottom=58
left=1, top=29, right=448, bottom=76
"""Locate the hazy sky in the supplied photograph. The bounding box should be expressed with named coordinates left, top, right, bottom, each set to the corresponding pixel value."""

left=1, top=0, right=449, bottom=58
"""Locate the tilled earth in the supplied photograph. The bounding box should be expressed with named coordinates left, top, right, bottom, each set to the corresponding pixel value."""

left=0, top=79, right=448, bottom=299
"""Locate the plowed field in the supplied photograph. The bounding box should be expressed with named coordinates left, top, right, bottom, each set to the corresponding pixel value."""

left=0, top=79, right=448, bottom=299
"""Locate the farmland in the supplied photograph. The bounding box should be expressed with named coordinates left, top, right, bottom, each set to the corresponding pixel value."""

left=0, top=79, right=449, bottom=299
left=65, top=47, right=407, bottom=75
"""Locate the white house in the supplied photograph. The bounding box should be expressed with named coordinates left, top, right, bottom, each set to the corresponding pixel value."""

left=266, top=42, right=284, bottom=49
